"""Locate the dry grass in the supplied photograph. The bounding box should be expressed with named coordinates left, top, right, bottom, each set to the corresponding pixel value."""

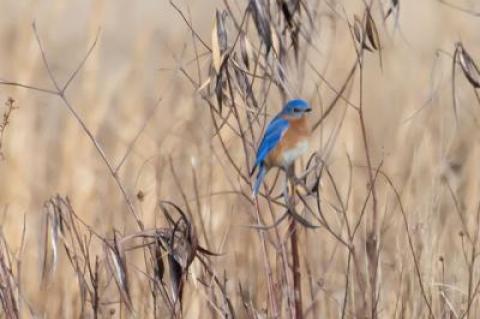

left=1, top=0, right=480, bottom=318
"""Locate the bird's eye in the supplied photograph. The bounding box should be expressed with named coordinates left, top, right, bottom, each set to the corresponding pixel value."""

left=293, top=108, right=301, bottom=112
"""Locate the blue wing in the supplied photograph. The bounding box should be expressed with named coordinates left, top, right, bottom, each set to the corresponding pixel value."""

left=253, top=116, right=290, bottom=170
left=251, top=116, right=289, bottom=196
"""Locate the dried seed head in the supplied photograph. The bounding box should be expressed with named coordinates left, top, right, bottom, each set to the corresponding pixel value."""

left=136, top=190, right=145, bottom=201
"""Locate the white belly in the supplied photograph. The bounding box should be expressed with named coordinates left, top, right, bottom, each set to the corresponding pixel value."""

left=281, top=140, right=309, bottom=167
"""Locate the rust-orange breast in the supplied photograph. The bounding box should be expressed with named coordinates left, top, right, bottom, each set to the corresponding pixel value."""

left=266, top=115, right=310, bottom=168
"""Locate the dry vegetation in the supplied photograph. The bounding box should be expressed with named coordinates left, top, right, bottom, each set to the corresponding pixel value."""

left=1, top=0, right=480, bottom=318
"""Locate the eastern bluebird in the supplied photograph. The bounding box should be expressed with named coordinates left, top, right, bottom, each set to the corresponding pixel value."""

left=251, top=98, right=312, bottom=196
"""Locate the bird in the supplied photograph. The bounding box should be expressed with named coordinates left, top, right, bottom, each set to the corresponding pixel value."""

left=251, top=98, right=312, bottom=197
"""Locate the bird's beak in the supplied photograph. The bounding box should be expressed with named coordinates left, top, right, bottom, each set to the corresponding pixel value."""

left=305, top=108, right=312, bottom=112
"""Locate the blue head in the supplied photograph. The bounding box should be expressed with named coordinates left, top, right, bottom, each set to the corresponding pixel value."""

left=280, top=99, right=312, bottom=118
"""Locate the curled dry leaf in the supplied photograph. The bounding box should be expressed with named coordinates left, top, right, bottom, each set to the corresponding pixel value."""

left=169, top=219, right=198, bottom=270
left=158, top=201, right=202, bottom=309
left=456, top=42, right=480, bottom=88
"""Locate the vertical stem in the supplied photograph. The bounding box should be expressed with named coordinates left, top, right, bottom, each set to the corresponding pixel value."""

left=289, top=217, right=303, bottom=319
left=255, top=199, right=279, bottom=317
left=358, top=47, right=379, bottom=319
left=287, top=166, right=303, bottom=319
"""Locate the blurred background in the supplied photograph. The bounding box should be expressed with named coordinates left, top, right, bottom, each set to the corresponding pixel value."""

left=1, top=0, right=480, bottom=318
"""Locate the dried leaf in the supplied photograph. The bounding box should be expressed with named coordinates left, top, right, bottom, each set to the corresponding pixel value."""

left=232, top=55, right=248, bottom=93
left=197, top=245, right=224, bottom=256
left=353, top=15, right=365, bottom=48
left=366, top=12, right=383, bottom=68
left=270, top=24, right=280, bottom=56
left=231, top=56, right=257, bottom=106
left=42, top=197, right=66, bottom=283
left=365, top=12, right=380, bottom=51
left=154, top=240, right=165, bottom=282
left=214, top=53, right=230, bottom=112
left=291, top=24, right=300, bottom=63
left=250, top=0, right=272, bottom=54
left=281, top=0, right=293, bottom=28
left=457, top=43, right=480, bottom=88
left=105, top=238, right=132, bottom=311
left=353, top=15, right=375, bottom=52
left=158, top=201, right=200, bottom=310
left=212, top=10, right=228, bottom=74
left=160, top=200, right=198, bottom=269
left=217, top=10, right=228, bottom=53
left=385, top=0, right=399, bottom=19
left=216, top=71, right=224, bottom=112
left=239, top=32, right=253, bottom=69
left=170, top=222, right=197, bottom=269
left=197, top=77, right=211, bottom=93
left=50, top=208, right=60, bottom=271
left=211, top=13, right=221, bottom=73
left=168, top=254, right=184, bottom=305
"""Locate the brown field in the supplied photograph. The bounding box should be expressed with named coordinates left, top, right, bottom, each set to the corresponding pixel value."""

left=1, top=0, right=480, bottom=318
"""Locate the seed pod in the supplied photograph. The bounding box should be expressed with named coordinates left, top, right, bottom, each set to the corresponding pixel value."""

left=353, top=15, right=363, bottom=44
left=457, top=43, right=480, bottom=88
left=365, top=12, right=380, bottom=51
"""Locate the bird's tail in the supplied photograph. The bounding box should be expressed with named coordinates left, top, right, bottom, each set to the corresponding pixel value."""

left=252, top=164, right=267, bottom=197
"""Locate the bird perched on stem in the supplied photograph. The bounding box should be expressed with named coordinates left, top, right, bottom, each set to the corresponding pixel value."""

left=251, top=99, right=311, bottom=197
